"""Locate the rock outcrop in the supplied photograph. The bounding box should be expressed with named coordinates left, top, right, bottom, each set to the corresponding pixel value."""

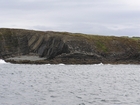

left=0, top=28, right=140, bottom=64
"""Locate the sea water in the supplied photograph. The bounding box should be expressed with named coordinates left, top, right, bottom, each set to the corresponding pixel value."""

left=0, top=59, right=140, bottom=105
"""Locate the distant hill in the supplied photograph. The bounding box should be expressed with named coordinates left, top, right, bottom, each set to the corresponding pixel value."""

left=0, top=28, right=140, bottom=64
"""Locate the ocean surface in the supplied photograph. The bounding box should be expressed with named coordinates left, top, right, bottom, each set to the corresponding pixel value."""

left=0, top=59, right=140, bottom=105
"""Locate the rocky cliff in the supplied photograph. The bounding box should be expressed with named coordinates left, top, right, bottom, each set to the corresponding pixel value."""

left=0, top=28, right=140, bottom=64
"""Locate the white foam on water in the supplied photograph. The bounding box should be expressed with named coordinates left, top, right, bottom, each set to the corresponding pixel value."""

left=92, top=62, right=104, bottom=66
left=0, top=59, right=6, bottom=64
left=58, top=63, right=65, bottom=65
left=45, top=64, right=51, bottom=65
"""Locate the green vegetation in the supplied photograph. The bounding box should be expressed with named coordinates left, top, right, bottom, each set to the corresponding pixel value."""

left=132, top=37, right=140, bottom=41
left=96, top=41, right=108, bottom=52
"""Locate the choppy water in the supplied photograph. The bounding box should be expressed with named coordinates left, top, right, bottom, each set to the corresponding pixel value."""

left=0, top=60, right=140, bottom=105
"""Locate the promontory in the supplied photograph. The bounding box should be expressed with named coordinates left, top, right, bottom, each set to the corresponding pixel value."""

left=0, top=28, right=140, bottom=64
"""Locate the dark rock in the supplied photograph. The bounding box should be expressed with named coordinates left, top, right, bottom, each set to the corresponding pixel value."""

left=18, top=35, right=29, bottom=55
left=37, top=37, right=70, bottom=59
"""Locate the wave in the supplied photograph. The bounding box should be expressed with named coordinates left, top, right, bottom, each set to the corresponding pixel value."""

left=0, top=59, right=7, bottom=64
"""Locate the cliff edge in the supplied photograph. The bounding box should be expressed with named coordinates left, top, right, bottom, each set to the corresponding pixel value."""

left=0, top=28, right=140, bottom=64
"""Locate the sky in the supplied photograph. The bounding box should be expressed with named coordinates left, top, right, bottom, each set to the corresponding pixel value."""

left=0, top=0, right=140, bottom=37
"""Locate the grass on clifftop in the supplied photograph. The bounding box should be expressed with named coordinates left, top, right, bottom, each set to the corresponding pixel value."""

left=132, top=37, right=140, bottom=41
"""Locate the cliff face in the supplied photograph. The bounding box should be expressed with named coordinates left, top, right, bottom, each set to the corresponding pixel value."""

left=0, top=28, right=140, bottom=64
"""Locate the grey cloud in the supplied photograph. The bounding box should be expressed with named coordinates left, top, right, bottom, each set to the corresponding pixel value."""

left=0, top=0, right=140, bottom=37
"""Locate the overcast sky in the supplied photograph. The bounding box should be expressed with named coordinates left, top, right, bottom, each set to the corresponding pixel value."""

left=0, top=0, right=140, bottom=37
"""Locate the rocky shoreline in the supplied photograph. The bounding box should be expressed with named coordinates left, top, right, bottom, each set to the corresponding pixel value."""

left=4, top=55, right=140, bottom=64
left=4, top=58, right=140, bottom=65
left=0, top=28, right=140, bottom=64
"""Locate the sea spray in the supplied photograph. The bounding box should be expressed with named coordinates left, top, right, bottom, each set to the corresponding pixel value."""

left=0, top=59, right=6, bottom=64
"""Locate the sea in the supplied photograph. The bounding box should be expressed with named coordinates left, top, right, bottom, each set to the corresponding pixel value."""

left=0, top=59, right=140, bottom=105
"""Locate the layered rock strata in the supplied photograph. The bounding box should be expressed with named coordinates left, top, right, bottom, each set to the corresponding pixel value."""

left=0, top=28, right=140, bottom=64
